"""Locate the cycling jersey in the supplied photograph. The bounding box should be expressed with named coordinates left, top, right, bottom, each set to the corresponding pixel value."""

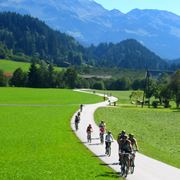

left=105, top=134, right=113, bottom=142
left=86, top=126, right=92, bottom=133
left=100, top=127, right=105, bottom=134
left=121, top=140, right=132, bottom=153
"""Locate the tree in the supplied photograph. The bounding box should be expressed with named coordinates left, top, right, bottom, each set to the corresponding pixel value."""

left=92, top=81, right=105, bottom=90
left=47, top=64, right=55, bottom=87
left=28, top=63, right=39, bottom=87
left=160, top=86, right=172, bottom=108
left=170, top=70, right=180, bottom=108
left=111, top=78, right=130, bottom=90
left=64, top=68, right=78, bottom=88
left=10, top=68, right=27, bottom=87
left=0, top=70, right=6, bottom=86
left=130, top=91, right=143, bottom=106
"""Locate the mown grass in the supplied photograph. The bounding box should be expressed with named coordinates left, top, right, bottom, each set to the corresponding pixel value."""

left=95, top=106, right=180, bottom=168
left=87, top=90, right=132, bottom=104
left=0, top=88, right=119, bottom=180
left=0, top=59, right=30, bottom=72
left=0, top=59, right=62, bottom=73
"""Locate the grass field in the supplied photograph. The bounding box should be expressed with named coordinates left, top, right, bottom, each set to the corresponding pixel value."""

left=0, top=59, right=62, bottom=73
left=0, top=88, right=118, bottom=180
left=95, top=105, right=180, bottom=168
left=87, top=90, right=132, bottom=104
left=0, top=59, right=30, bottom=73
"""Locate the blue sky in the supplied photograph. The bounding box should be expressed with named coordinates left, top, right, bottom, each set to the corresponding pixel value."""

left=94, top=0, right=180, bottom=15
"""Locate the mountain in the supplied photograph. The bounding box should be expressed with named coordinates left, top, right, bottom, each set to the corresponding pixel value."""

left=0, top=12, right=84, bottom=66
left=0, top=0, right=180, bottom=59
left=0, top=12, right=169, bottom=70
left=170, top=58, right=180, bottom=64
left=86, top=39, right=168, bottom=70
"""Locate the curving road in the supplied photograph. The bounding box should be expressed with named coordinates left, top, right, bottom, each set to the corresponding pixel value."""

left=71, top=90, right=180, bottom=180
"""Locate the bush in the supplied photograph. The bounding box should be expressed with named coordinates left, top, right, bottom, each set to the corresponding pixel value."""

left=152, top=101, right=159, bottom=108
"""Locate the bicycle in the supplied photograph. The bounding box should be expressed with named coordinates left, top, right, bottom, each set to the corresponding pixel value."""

left=120, top=151, right=130, bottom=178
left=75, top=122, right=79, bottom=131
left=87, top=132, right=92, bottom=143
left=105, top=142, right=112, bottom=156
left=100, top=132, right=104, bottom=144
left=129, top=150, right=137, bottom=174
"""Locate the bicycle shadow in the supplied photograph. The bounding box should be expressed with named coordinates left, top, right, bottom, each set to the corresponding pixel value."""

left=100, top=162, right=119, bottom=166
left=89, top=143, right=101, bottom=146
left=92, top=154, right=106, bottom=158
left=95, top=171, right=120, bottom=179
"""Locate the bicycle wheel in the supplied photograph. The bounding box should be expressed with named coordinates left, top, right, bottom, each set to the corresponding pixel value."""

left=100, top=134, right=104, bottom=144
left=120, top=159, right=125, bottom=176
left=75, top=123, right=78, bottom=131
left=124, top=156, right=129, bottom=177
left=87, top=133, right=91, bottom=143
left=130, top=158, right=135, bottom=174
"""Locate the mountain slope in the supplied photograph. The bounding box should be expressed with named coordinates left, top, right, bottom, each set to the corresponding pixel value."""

left=0, top=0, right=180, bottom=59
left=0, top=12, right=169, bottom=70
left=86, top=39, right=168, bottom=69
left=0, top=12, right=84, bottom=66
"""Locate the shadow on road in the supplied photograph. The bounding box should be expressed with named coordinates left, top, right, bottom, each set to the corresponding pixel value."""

left=92, top=154, right=106, bottom=158
left=89, top=143, right=101, bottom=146
left=100, top=162, right=119, bottom=166
left=78, top=141, right=87, bottom=144
left=95, top=171, right=120, bottom=179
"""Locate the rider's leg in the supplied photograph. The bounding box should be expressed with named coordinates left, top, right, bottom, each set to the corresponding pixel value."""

left=105, top=142, right=108, bottom=153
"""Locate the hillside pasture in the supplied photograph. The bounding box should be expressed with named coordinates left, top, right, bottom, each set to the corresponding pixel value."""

left=0, top=59, right=62, bottom=73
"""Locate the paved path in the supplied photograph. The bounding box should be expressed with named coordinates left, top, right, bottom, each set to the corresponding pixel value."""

left=71, top=90, right=180, bottom=180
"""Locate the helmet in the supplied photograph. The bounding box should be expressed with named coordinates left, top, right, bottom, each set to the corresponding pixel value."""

left=121, top=130, right=126, bottom=134
left=108, top=131, right=111, bottom=134
left=129, top=133, right=134, bottom=138
left=101, top=120, right=104, bottom=123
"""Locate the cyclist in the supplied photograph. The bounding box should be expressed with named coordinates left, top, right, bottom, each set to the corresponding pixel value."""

left=119, top=135, right=132, bottom=167
left=99, top=121, right=106, bottom=143
left=99, top=126, right=105, bottom=144
left=117, top=130, right=126, bottom=158
left=99, top=120, right=106, bottom=129
left=117, top=130, right=126, bottom=143
left=86, top=124, right=93, bottom=143
left=74, top=115, right=80, bottom=131
left=128, top=134, right=138, bottom=151
left=80, top=104, right=83, bottom=112
left=77, top=111, right=81, bottom=117
left=105, top=131, right=113, bottom=155
left=77, top=111, right=81, bottom=121
left=128, top=134, right=139, bottom=167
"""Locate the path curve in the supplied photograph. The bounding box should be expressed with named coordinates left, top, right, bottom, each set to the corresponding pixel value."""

left=71, top=90, right=180, bottom=180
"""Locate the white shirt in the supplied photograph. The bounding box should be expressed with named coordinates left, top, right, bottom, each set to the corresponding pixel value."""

left=105, top=134, right=113, bottom=142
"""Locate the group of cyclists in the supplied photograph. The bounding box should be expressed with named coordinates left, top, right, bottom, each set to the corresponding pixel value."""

left=74, top=105, right=138, bottom=177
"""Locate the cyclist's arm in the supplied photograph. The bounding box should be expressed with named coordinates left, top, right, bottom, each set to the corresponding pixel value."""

left=111, top=135, right=114, bottom=142
left=134, top=139, right=139, bottom=151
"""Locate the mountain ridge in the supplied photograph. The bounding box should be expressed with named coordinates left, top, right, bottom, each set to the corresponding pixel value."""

left=0, top=0, right=180, bottom=59
left=0, top=12, right=170, bottom=70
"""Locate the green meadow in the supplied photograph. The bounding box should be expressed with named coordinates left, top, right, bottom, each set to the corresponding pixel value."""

left=0, top=59, right=62, bottom=73
left=0, top=88, right=118, bottom=180
left=0, top=59, right=30, bottom=73
left=95, top=101, right=180, bottom=168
